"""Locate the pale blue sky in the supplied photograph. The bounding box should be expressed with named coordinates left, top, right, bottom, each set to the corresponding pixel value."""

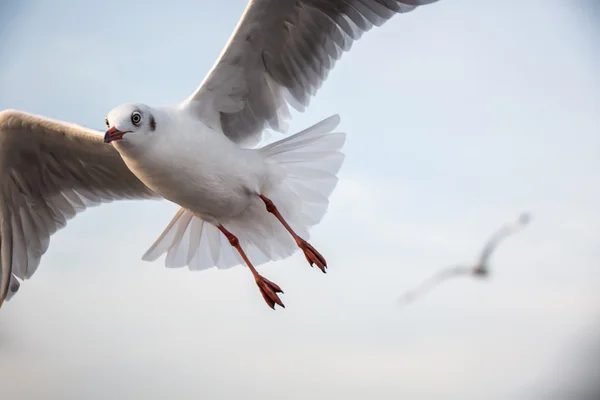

left=0, top=1, right=599, bottom=399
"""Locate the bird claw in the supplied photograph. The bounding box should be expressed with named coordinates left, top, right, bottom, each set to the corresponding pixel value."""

left=256, top=276, right=285, bottom=309
left=299, top=239, right=327, bottom=273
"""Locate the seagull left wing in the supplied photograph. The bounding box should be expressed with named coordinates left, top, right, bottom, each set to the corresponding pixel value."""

left=398, top=265, right=471, bottom=305
left=181, top=0, right=440, bottom=147
left=0, top=110, right=160, bottom=308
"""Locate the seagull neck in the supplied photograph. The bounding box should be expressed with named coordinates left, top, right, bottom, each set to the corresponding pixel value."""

left=113, top=139, right=138, bottom=155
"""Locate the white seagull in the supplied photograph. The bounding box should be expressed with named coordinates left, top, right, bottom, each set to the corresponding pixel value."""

left=0, top=0, right=440, bottom=310
left=397, top=212, right=532, bottom=306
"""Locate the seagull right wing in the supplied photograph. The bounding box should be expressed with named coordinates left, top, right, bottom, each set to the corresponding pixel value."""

left=181, top=0, right=441, bottom=147
left=0, top=110, right=160, bottom=308
left=477, top=213, right=531, bottom=266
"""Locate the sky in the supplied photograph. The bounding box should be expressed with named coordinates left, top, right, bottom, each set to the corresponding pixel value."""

left=0, top=0, right=599, bottom=399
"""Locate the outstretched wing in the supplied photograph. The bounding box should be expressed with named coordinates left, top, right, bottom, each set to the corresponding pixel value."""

left=181, top=0, right=440, bottom=147
left=0, top=110, right=160, bottom=307
left=397, top=265, right=472, bottom=306
left=477, top=212, right=532, bottom=266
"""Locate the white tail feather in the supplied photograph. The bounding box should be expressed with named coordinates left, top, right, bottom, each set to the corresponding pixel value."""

left=142, top=114, right=346, bottom=270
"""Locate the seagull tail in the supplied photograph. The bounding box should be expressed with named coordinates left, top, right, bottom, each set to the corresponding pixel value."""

left=257, top=113, right=346, bottom=235
left=140, top=114, right=346, bottom=271
left=140, top=207, right=248, bottom=270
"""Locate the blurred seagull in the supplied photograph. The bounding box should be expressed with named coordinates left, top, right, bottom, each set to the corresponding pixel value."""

left=398, top=213, right=532, bottom=306
left=0, top=0, right=441, bottom=310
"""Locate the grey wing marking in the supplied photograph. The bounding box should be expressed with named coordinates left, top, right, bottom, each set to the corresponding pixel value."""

left=183, top=0, right=441, bottom=147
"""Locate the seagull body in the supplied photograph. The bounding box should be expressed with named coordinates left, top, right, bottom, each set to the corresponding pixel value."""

left=109, top=104, right=269, bottom=221
left=0, top=0, right=441, bottom=309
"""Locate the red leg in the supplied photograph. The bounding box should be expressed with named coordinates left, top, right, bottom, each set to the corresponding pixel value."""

left=259, top=194, right=328, bottom=273
left=217, top=225, right=284, bottom=309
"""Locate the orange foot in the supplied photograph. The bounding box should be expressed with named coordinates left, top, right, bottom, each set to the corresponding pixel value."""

left=298, top=239, right=327, bottom=273
left=256, top=275, right=285, bottom=309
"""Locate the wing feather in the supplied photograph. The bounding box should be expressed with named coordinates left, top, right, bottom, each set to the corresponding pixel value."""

left=0, top=109, right=159, bottom=307
left=182, top=0, right=440, bottom=146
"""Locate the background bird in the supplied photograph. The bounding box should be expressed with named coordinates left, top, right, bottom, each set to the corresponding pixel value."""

left=398, top=212, right=532, bottom=306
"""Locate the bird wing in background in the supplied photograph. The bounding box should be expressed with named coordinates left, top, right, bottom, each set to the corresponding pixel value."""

left=397, top=265, right=473, bottom=305
left=181, top=0, right=440, bottom=147
left=477, top=212, right=531, bottom=266
left=0, top=110, right=160, bottom=307
left=399, top=212, right=532, bottom=306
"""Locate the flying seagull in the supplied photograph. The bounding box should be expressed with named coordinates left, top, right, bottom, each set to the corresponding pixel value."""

left=398, top=212, right=532, bottom=306
left=0, top=0, right=441, bottom=310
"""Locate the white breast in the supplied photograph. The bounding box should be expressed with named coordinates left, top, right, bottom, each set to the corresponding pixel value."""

left=116, top=115, right=269, bottom=220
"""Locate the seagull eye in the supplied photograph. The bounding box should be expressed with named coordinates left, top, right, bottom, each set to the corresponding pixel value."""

left=105, top=118, right=110, bottom=128
left=131, top=111, right=142, bottom=126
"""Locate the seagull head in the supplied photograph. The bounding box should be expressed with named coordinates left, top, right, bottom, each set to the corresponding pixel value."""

left=104, top=103, right=157, bottom=145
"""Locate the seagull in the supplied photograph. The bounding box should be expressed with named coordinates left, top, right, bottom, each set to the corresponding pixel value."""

left=0, top=0, right=441, bottom=310
left=398, top=212, right=532, bottom=306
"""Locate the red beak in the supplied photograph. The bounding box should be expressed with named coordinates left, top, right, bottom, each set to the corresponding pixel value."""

left=104, top=127, right=128, bottom=143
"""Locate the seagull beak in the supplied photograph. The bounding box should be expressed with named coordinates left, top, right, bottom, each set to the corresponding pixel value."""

left=104, top=127, right=127, bottom=143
